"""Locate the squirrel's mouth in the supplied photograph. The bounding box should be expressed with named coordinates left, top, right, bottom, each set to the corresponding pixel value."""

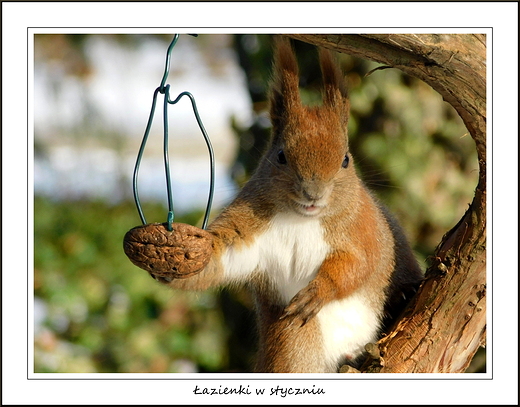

left=293, top=201, right=325, bottom=217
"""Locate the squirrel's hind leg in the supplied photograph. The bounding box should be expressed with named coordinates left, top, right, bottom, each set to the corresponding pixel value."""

left=254, top=299, right=328, bottom=373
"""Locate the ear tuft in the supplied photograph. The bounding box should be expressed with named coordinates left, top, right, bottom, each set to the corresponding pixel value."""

left=319, top=48, right=350, bottom=123
left=268, top=36, right=301, bottom=133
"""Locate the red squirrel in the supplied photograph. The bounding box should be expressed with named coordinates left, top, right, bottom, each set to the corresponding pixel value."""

left=124, top=37, right=423, bottom=373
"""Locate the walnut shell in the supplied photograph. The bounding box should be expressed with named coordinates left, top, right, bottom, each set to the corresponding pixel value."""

left=123, top=222, right=213, bottom=279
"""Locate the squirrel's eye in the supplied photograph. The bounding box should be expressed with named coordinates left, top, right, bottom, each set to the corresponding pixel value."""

left=277, top=150, right=287, bottom=165
left=342, top=154, right=349, bottom=168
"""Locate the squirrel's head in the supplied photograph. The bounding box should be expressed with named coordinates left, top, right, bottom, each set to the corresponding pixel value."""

left=265, top=37, right=355, bottom=217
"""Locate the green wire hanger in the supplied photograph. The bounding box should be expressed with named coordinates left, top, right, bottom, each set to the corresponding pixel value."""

left=132, top=34, right=215, bottom=231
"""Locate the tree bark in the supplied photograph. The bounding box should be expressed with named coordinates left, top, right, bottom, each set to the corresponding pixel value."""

left=288, top=34, right=487, bottom=373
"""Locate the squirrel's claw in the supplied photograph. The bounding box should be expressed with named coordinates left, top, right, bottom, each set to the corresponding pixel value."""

left=281, top=282, right=324, bottom=327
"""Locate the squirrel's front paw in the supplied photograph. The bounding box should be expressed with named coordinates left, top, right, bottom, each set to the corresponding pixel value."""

left=123, top=222, right=213, bottom=280
left=281, top=282, right=325, bottom=327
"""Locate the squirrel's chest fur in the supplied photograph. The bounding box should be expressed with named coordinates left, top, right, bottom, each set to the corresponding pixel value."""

left=222, top=212, right=329, bottom=303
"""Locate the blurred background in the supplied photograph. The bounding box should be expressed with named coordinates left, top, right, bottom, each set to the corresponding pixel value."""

left=33, top=34, right=482, bottom=373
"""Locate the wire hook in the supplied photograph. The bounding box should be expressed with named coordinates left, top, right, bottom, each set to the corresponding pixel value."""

left=159, top=34, right=179, bottom=93
left=132, top=34, right=215, bottom=231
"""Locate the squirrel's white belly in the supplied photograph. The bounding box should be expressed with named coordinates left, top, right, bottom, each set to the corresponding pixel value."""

left=318, top=293, right=381, bottom=370
left=221, top=212, right=380, bottom=368
left=257, top=212, right=331, bottom=303
left=222, top=212, right=329, bottom=302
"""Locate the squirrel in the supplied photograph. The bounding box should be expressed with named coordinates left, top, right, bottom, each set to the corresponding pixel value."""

left=124, top=37, right=423, bottom=373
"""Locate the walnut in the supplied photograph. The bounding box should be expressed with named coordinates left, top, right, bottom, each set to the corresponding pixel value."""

left=123, top=222, right=213, bottom=279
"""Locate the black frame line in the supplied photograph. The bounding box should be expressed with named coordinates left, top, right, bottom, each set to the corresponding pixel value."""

left=27, top=27, right=492, bottom=381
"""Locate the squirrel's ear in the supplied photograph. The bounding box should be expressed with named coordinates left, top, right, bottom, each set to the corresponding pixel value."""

left=319, top=48, right=350, bottom=124
left=269, top=36, right=301, bottom=133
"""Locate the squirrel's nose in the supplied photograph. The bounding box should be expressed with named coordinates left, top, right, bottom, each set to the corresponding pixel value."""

left=300, top=179, right=326, bottom=202
left=302, top=189, right=323, bottom=202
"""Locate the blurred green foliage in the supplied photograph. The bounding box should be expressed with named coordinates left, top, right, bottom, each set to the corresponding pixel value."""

left=33, top=34, right=480, bottom=373
left=34, top=198, right=237, bottom=373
